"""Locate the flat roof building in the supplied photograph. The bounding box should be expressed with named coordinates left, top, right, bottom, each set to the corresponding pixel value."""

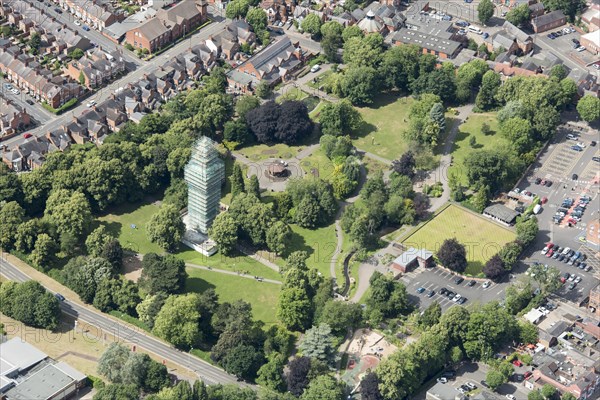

left=391, top=28, right=462, bottom=59
left=0, top=338, right=87, bottom=400
left=391, top=247, right=434, bottom=274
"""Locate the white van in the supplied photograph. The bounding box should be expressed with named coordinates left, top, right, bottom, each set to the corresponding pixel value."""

left=533, top=204, right=541, bottom=214
left=468, top=26, right=482, bottom=34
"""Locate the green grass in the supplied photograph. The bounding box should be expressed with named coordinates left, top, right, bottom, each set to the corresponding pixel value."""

left=351, top=95, right=415, bottom=162
left=109, top=310, right=150, bottom=332
left=271, top=222, right=338, bottom=278
left=362, top=156, right=390, bottom=177
left=185, top=268, right=280, bottom=324
left=96, top=201, right=162, bottom=254
left=237, top=136, right=316, bottom=162
left=176, top=248, right=281, bottom=281
left=448, top=112, right=506, bottom=186
left=277, top=87, right=309, bottom=103
left=300, top=148, right=335, bottom=181
left=309, top=100, right=328, bottom=121
left=306, top=70, right=334, bottom=89
left=402, top=204, right=516, bottom=276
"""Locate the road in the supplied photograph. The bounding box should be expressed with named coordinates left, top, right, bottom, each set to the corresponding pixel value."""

left=0, top=256, right=246, bottom=387
left=0, top=19, right=230, bottom=148
left=0, top=84, right=54, bottom=125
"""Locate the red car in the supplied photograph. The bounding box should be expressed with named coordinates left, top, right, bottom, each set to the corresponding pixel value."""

left=512, top=360, right=523, bottom=367
left=541, top=197, right=548, bottom=204
left=23, top=132, right=32, bottom=138
left=568, top=218, right=577, bottom=225
left=546, top=249, right=554, bottom=257
left=524, top=371, right=532, bottom=379
left=547, top=242, right=554, bottom=249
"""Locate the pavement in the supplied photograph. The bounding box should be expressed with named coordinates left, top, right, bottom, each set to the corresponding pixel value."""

left=514, top=123, right=600, bottom=307
left=185, top=263, right=282, bottom=284
left=0, top=255, right=247, bottom=387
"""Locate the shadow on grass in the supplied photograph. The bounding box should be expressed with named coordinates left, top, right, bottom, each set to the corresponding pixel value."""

left=283, top=230, right=312, bottom=260
left=465, top=261, right=484, bottom=277
left=368, top=92, right=407, bottom=110
left=185, top=276, right=217, bottom=294
left=91, top=220, right=123, bottom=240
left=352, top=121, right=378, bottom=140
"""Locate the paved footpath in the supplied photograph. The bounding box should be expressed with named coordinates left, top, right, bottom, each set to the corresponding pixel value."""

left=185, top=263, right=282, bottom=284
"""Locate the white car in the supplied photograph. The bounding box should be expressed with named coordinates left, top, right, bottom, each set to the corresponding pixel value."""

left=86, top=99, right=96, bottom=107
left=452, top=294, right=462, bottom=302
left=568, top=275, right=576, bottom=282
left=74, top=20, right=81, bottom=26
left=11, top=88, right=20, bottom=95
left=541, top=246, right=549, bottom=255
left=577, top=46, right=586, bottom=52
left=539, top=307, right=549, bottom=315
left=310, top=64, right=321, bottom=73
left=577, top=142, right=586, bottom=148
left=506, top=395, right=516, bottom=400
left=482, top=281, right=491, bottom=289
left=574, top=276, right=582, bottom=284
left=437, top=377, right=447, bottom=384
left=593, top=64, right=600, bottom=70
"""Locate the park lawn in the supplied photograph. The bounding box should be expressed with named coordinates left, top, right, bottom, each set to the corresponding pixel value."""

left=309, top=100, right=328, bottom=121
left=185, top=268, right=280, bottom=325
left=96, top=201, right=162, bottom=254
left=448, top=112, right=505, bottom=186
left=402, top=204, right=516, bottom=276
left=176, top=248, right=281, bottom=281
left=271, top=222, right=338, bottom=278
left=351, top=94, right=415, bottom=162
left=300, top=148, right=336, bottom=181
left=362, top=156, right=390, bottom=177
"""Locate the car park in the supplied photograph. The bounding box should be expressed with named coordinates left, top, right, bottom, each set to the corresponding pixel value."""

left=416, top=287, right=426, bottom=294
left=571, top=145, right=583, bottom=152
left=482, top=281, right=491, bottom=288
left=446, top=291, right=455, bottom=299
left=440, top=287, right=448, bottom=295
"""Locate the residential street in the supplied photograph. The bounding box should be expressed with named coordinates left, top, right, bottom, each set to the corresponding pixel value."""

left=0, top=255, right=247, bottom=387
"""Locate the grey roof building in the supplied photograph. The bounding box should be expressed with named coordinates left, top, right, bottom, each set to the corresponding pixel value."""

left=391, top=28, right=462, bottom=58
left=483, top=204, right=519, bottom=226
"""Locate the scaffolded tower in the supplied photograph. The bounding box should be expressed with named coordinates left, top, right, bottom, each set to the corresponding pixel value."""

left=184, top=136, right=225, bottom=234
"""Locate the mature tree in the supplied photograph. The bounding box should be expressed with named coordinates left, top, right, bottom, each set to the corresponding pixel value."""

left=476, top=70, right=501, bottom=111
left=63, top=257, right=113, bottom=303
left=299, top=323, right=337, bottom=364
left=277, top=287, right=312, bottom=331
left=230, top=163, right=246, bottom=198
left=276, top=101, right=313, bottom=144
left=44, top=189, right=92, bottom=238
left=486, top=369, right=507, bottom=391
left=209, top=213, right=239, bottom=256
left=301, top=14, right=322, bottom=36
left=541, top=0, right=585, bottom=21
left=15, top=219, right=48, bottom=253
left=341, top=66, right=381, bottom=105
left=411, top=65, right=457, bottom=104
left=247, top=175, right=261, bottom=198
left=505, top=3, right=531, bottom=26
left=360, top=373, right=383, bottom=400
left=577, top=95, right=600, bottom=122
left=478, top=0, right=494, bottom=24
left=140, top=253, right=187, bottom=295
left=516, top=216, right=539, bottom=245
left=0, top=201, right=26, bottom=250
left=255, top=81, right=272, bottom=99
left=93, top=384, right=139, bottom=400
left=193, top=380, right=209, bottom=400
left=528, top=391, right=545, bottom=400
left=342, top=25, right=364, bottom=42
left=286, top=357, right=311, bottom=396
left=136, top=292, right=168, bottom=329
left=245, top=101, right=279, bottom=143
left=391, top=151, right=416, bottom=179
left=549, top=64, right=568, bottom=81
left=501, top=117, right=534, bottom=154
left=319, top=100, right=363, bottom=136
left=147, top=204, right=185, bottom=252
left=367, top=272, right=411, bottom=320
left=287, top=178, right=337, bottom=228
left=561, top=393, right=577, bottom=400
left=86, top=225, right=114, bottom=257
left=221, top=344, right=264, bottom=380
left=30, top=233, right=58, bottom=271
left=257, top=354, right=286, bottom=392
left=499, top=241, right=523, bottom=270
left=0, top=281, right=60, bottom=330
left=266, top=221, right=292, bottom=256
left=301, top=375, right=344, bottom=400
left=98, top=343, right=131, bottom=383
left=343, top=34, right=384, bottom=68
left=455, top=59, right=489, bottom=103
left=320, top=21, right=344, bottom=61
left=483, top=254, right=506, bottom=280
left=101, top=239, right=123, bottom=271
left=429, top=103, right=446, bottom=133
left=235, top=95, right=261, bottom=121
left=317, top=300, right=363, bottom=336
left=246, top=8, right=268, bottom=32
left=463, top=303, right=518, bottom=360
left=0, top=163, right=21, bottom=204
left=437, top=238, right=467, bottom=272
left=417, top=301, right=442, bottom=329
left=320, top=135, right=353, bottom=159
left=380, top=44, right=421, bottom=91
left=519, top=320, right=539, bottom=345
left=153, top=294, right=202, bottom=348
left=464, top=149, right=522, bottom=193
left=225, top=0, right=250, bottom=19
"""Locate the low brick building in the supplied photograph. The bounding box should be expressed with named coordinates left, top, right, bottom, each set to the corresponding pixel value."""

left=532, top=10, right=567, bottom=33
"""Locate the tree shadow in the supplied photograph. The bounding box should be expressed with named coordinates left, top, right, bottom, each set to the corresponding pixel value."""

left=90, top=220, right=123, bottom=239
left=352, top=121, right=378, bottom=140
left=185, top=276, right=217, bottom=294
left=368, top=92, right=407, bottom=110
left=283, top=231, right=313, bottom=260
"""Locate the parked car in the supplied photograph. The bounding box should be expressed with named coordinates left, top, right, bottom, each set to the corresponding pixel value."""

left=512, top=359, right=523, bottom=367
left=571, top=145, right=583, bottom=152
left=23, top=132, right=32, bottom=138
left=25, top=99, right=34, bottom=105
left=452, top=294, right=462, bottom=302
left=506, top=395, right=516, bottom=400
left=468, top=280, right=476, bottom=287
left=455, top=277, right=464, bottom=284
left=437, top=377, right=448, bottom=384
left=465, top=382, right=477, bottom=390
left=482, top=32, right=489, bottom=39
left=446, top=291, right=455, bottom=298
left=568, top=282, right=577, bottom=290
left=416, top=287, right=426, bottom=294
left=74, top=20, right=81, bottom=26
left=427, top=290, right=435, bottom=297
left=82, top=25, right=90, bottom=31
left=577, top=46, right=586, bottom=52
left=54, top=293, right=65, bottom=301
left=457, top=297, right=467, bottom=305
left=310, top=64, right=321, bottom=73
left=482, top=281, right=491, bottom=289
left=545, top=180, right=553, bottom=187
left=440, top=287, right=448, bottom=295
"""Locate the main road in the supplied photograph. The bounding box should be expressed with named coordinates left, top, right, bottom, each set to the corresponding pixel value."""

left=0, top=18, right=230, bottom=149
left=0, top=256, right=247, bottom=387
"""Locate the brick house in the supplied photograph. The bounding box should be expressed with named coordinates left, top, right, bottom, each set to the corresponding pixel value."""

left=532, top=10, right=567, bottom=33
left=487, top=21, right=533, bottom=55
left=0, top=97, right=31, bottom=138
left=125, top=0, right=208, bottom=54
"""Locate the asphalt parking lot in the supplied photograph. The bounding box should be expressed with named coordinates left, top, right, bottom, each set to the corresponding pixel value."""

left=402, top=267, right=508, bottom=311
left=516, top=123, right=600, bottom=306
